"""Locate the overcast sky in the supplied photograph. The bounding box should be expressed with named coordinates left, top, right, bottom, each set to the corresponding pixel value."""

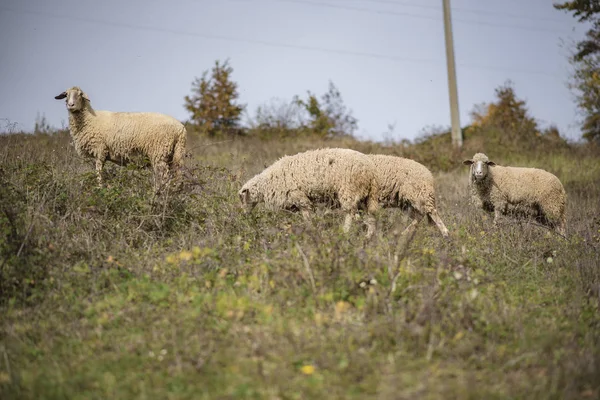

left=0, top=0, right=588, bottom=142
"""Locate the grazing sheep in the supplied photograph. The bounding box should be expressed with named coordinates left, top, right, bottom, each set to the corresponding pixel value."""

left=463, top=153, right=567, bottom=235
left=368, top=154, right=449, bottom=238
left=238, top=148, right=380, bottom=238
left=54, top=86, right=187, bottom=192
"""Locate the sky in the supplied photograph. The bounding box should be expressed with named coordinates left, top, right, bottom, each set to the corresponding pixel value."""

left=0, top=0, right=590, bottom=142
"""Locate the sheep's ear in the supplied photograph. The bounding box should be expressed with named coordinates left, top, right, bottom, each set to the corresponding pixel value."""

left=81, top=92, right=90, bottom=101
left=462, top=159, right=474, bottom=166
left=487, top=161, right=496, bottom=166
left=54, top=92, right=67, bottom=100
left=243, top=189, right=250, bottom=203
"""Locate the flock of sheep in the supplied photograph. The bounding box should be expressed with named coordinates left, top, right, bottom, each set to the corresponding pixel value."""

left=54, top=86, right=568, bottom=238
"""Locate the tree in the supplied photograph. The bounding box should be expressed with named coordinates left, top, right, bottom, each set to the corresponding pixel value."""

left=294, top=81, right=358, bottom=138
left=554, top=1, right=600, bottom=25
left=184, top=59, right=245, bottom=137
left=470, top=81, right=540, bottom=145
left=555, top=1, right=600, bottom=142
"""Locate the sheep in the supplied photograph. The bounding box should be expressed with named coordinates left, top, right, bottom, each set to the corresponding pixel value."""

left=367, top=154, right=449, bottom=238
left=54, top=86, right=187, bottom=192
left=463, top=153, right=567, bottom=235
left=238, top=148, right=381, bottom=238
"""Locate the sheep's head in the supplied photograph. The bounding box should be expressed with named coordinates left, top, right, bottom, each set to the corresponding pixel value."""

left=238, top=180, right=262, bottom=214
left=463, top=153, right=496, bottom=182
left=54, top=86, right=90, bottom=112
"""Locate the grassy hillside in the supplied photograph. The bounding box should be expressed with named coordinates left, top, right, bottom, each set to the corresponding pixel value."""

left=1, top=129, right=599, bottom=399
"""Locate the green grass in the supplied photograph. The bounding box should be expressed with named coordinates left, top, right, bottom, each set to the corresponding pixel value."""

left=0, top=130, right=599, bottom=399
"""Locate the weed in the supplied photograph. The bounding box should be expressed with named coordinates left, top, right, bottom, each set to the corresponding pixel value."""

left=0, top=130, right=599, bottom=399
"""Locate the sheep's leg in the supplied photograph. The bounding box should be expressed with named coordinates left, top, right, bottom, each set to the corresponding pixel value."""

left=491, top=201, right=509, bottom=226
left=555, top=214, right=567, bottom=236
left=493, top=208, right=502, bottom=226
left=342, top=202, right=362, bottom=234
left=364, top=190, right=379, bottom=239
left=338, top=190, right=367, bottom=236
left=428, top=209, right=449, bottom=237
left=343, top=213, right=352, bottom=233
left=362, top=203, right=377, bottom=239
left=343, top=211, right=359, bottom=234
left=170, top=135, right=186, bottom=188
left=95, top=158, right=105, bottom=187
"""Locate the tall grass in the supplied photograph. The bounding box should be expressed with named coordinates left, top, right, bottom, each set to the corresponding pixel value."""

left=1, top=129, right=599, bottom=399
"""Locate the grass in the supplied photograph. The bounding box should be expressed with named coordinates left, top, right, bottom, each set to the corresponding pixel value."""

left=0, top=129, right=599, bottom=399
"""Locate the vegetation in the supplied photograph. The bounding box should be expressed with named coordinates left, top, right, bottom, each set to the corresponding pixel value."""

left=184, top=59, right=245, bottom=137
left=555, top=0, right=600, bottom=143
left=292, top=80, right=358, bottom=138
left=1, top=75, right=599, bottom=399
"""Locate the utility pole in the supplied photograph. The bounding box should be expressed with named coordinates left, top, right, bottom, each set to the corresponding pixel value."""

left=442, top=0, right=462, bottom=148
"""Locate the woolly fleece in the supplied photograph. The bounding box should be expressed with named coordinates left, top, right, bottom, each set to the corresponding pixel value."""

left=464, top=152, right=567, bottom=235
left=55, top=86, right=187, bottom=192
left=368, top=154, right=449, bottom=237
left=239, top=148, right=380, bottom=237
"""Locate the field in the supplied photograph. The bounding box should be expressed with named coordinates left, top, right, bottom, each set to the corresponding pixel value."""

left=1, top=130, right=599, bottom=399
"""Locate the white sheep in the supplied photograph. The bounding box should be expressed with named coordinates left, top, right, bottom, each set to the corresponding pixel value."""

left=54, top=86, right=187, bottom=192
left=368, top=154, right=449, bottom=238
left=463, top=152, right=567, bottom=235
left=238, top=148, right=381, bottom=238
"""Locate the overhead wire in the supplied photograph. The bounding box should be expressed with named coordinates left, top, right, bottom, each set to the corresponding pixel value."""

left=319, top=0, right=566, bottom=24
left=273, top=0, right=567, bottom=34
left=0, top=6, right=565, bottom=78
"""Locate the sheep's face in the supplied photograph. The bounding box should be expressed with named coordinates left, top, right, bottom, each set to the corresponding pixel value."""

left=463, top=154, right=496, bottom=182
left=238, top=186, right=261, bottom=213
left=54, top=87, right=89, bottom=112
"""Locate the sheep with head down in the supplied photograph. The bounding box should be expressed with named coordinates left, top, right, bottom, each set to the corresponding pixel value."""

left=463, top=152, right=567, bottom=235
left=238, top=148, right=381, bottom=238
left=54, top=86, right=187, bottom=192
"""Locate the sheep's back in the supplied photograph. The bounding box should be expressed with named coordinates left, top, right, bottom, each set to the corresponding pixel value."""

left=96, top=111, right=184, bottom=157
left=102, top=111, right=183, bottom=136
left=491, top=166, right=566, bottom=204
left=369, top=154, right=434, bottom=203
left=261, top=148, right=377, bottom=202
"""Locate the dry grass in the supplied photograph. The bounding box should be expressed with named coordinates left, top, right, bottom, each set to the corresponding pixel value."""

left=0, top=129, right=599, bottom=399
